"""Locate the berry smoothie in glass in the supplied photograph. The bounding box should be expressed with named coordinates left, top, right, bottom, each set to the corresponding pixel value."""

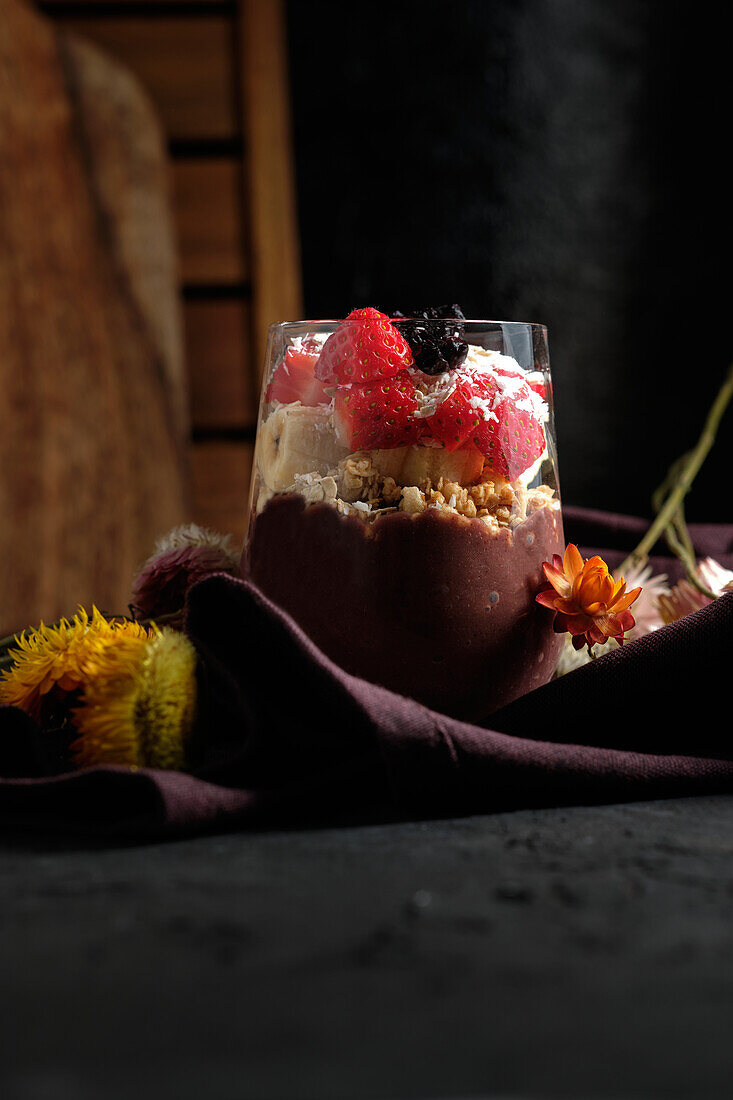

left=242, top=307, right=564, bottom=721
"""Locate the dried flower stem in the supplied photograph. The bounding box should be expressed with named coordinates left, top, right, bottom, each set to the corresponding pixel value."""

left=619, top=362, right=733, bottom=582
left=643, top=455, right=716, bottom=597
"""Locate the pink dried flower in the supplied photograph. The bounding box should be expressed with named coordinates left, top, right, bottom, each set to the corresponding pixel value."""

left=622, top=562, right=669, bottom=640
left=657, top=557, right=733, bottom=626
left=131, top=524, right=240, bottom=622
left=697, top=557, right=733, bottom=595
left=657, top=579, right=711, bottom=625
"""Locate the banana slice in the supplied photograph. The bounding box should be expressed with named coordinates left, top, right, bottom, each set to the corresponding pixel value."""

left=370, top=444, right=484, bottom=487
left=258, top=403, right=348, bottom=492
left=366, top=448, right=406, bottom=481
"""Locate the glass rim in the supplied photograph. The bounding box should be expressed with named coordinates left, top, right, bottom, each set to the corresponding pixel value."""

left=269, top=318, right=548, bottom=334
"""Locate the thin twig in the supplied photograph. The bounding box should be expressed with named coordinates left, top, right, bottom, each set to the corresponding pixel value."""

left=643, top=450, right=717, bottom=596
left=671, top=504, right=717, bottom=597
left=619, top=362, right=733, bottom=576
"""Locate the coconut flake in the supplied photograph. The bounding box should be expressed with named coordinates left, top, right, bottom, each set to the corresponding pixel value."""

left=290, top=333, right=329, bottom=354
left=453, top=346, right=549, bottom=424
left=409, top=368, right=460, bottom=419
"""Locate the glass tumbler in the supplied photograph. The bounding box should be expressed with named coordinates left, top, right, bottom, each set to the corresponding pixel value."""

left=242, top=316, right=564, bottom=721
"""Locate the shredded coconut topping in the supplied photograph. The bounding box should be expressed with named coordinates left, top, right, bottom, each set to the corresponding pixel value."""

left=410, top=368, right=460, bottom=419
left=408, top=345, right=548, bottom=426
left=289, top=333, right=329, bottom=354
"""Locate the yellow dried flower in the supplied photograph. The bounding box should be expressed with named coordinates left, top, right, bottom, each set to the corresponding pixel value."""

left=136, top=630, right=197, bottom=770
left=70, top=631, right=152, bottom=767
left=0, top=607, right=151, bottom=719
left=72, top=628, right=197, bottom=771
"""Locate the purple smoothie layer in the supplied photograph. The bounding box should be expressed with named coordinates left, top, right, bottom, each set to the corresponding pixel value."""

left=244, top=495, right=564, bottom=721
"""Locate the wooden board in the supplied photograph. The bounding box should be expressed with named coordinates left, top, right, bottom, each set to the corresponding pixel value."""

left=19, top=0, right=302, bottom=588
left=190, top=442, right=253, bottom=545
left=41, top=1, right=227, bottom=5
left=0, top=2, right=188, bottom=633
left=58, top=15, right=236, bottom=140
left=173, top=158, right=245, bottom=285
left=185, top=299, right=256, bottom=428
left=240, top=0, right=302, bottom=372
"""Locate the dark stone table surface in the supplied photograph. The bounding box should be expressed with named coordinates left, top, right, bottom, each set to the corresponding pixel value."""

left=3, top=795, right=733, bottom=1099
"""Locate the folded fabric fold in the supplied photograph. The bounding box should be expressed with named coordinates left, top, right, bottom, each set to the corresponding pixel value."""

left=2, top=509, right=733, bottom=839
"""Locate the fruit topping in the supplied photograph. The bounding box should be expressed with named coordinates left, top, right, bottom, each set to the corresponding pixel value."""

left=345, top=307, right=389, bottom=322
left=267, top=310, right=548, bottom=485
left=368, top=442, right=485, bottom=487
left=315, top=308, right=413, bottom=385
left=428, top=374, right=494, bottom=451
left=428, top=364, right=545, bottom=480
left=334, top=375, right=421, bottom=450
left=390, top=305, right=469, bottom=375
left=266, top=339, right=331, bottom=406
left=259, top=403, right=348, bottom=492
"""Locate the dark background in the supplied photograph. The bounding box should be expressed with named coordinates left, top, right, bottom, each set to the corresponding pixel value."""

left=287, top=0, right=732, bottom=519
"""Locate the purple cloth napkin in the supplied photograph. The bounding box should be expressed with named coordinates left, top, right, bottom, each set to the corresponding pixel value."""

left=2, top=508, right=733, bottom=839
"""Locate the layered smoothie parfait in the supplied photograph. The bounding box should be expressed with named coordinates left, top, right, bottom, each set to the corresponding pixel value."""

left=243, top=308, right=564, bottom=720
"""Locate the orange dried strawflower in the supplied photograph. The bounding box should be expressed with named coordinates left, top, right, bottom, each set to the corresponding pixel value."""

left=536, top=544, right=642, bottom=652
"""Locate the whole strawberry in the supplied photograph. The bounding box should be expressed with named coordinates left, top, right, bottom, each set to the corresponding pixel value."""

left=315, top=307, right=414, bottom=385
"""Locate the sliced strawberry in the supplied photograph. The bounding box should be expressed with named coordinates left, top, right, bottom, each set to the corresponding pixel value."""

left=266, top=340, right=331, bottom=406
left=428, top=366, right=546, bottom=480
left=334, top=374, right=421, bottom=450
left=315, top=308, right=413, bottom=385
left=428, top=374, right=500, bottom=452
left=473, top=369, right=545, bottom=480
left=474, top=397, right=545, bottom=480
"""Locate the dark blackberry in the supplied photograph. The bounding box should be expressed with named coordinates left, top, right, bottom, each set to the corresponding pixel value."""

left=390, top=305, right=468, bottom=375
